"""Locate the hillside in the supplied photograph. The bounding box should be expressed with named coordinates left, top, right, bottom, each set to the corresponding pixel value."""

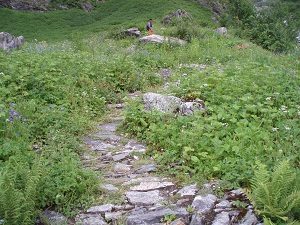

left=0, top=0, right=299, bottom=225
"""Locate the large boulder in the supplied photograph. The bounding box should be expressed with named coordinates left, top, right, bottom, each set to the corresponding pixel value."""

left=143, top=93, right=205, bottom=115
left=139, top=35, right=187, bottom=46
left=215, top=27, right=227, bottom=35
left=143, top=92, right=182, bottom=114
left=0, top=32, right=25, bottom=51
left=162, top=9, right=191, bottom=25
left=81, top=1, right=93, bottom=12
left=123, top=27, right=141, bottom=37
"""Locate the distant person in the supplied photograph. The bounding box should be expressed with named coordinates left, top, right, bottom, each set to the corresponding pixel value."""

left=146, top=19, right=154, bottom=35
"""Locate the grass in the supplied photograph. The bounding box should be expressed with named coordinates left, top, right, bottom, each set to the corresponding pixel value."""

left=0, top=0, right=212, bottom=41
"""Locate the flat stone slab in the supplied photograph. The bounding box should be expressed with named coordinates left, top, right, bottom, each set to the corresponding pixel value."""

left=123, top=140, right=146, bottom=153
left=114, top=163, right=131, bottom=173
left=177, top=184, right=198, bottom=197
left=40, top=210, right=67, bottom=225
left=101, top=184, right=119, bottom=192
left=113, top=152, right=130, bottom=161
left=85, top=139, right=115, bottom=151
left=98, top=122, right=120, bottom=133
left=126, top=190, right=164, bottom=205
left=192, top=194, right=218, bottom=214
left=134, top=164, right=156, bottom=174
left=212, top=211, right=230, bottom=225
left=105, top=211, right=124, bottom=221
left=130, top=181, right=175, bottom=191
left=122, top=176, right=162, bottom=186
left=126, top=208, right=189, bottom=225
left=86, top=204, right=114, bottom=213
left=75, top=214, right=107, bottom=225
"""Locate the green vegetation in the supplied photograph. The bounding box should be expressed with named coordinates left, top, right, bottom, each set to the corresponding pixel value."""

left=0, top=0, right=299, bottom=224
left=247, top=161, right=300, bottom=224
left=221, top=0, right=299, bottom=52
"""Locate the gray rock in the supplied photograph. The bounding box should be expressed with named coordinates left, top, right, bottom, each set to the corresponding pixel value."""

left=160, top=68, right=172, bottom=80
left=81, top=1, right=93, bottom=12
left=0, top=32, right=25, bottom=51
left=212, top=212, right=230, bottom=225
left=114, top=163, right=131, bottom=173
left=126, top=208, right=189, bottom=225
left=85, top=139, right=115, bottom=151
left=216, top=27, right=227, bottom=35
left=190, top=214, right=204, bottom=225
left=101, top=184, right=119, bottom=192
left=105, top=211, right=124, bottom=221
left=40, top=210, right=67, bottom=225
left=170, top=218, right=187, bottom=225
left=130, top=181, right=175, bottom=191
left=126, top=190, right=164, bottom=205
left=86, top=204, right=114, bottom=213
left=123, top=140, right=146, bottom=153
left=75, top=214, right=107, bottom=225
left=122, top=176, right=162, bottom=186
left=215, top=200, right=232, bottom=209
left=177, top=184, right=198, bottom=197
left=143, top=92, right=182, bottom=114
left=239, top=210, right=259, bottom=225
left=113, top=152, right=130, bottom=161
left=192, top=194, right=218, bottom=214
left=124, top=27, right=141, bottom=37
left=180, top=100, right=205, bottom=116
left=134, top=164, right=156, bottom=174
left=162, top=9, right=191, bottom=25
left=139, top=35, right=187, bottom=46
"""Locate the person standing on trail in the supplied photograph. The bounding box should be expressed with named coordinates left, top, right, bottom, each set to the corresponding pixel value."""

left=146, top=19, right=154, bottom=35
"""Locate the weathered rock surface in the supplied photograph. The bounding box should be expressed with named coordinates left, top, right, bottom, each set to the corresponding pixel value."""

left=123, top=27, right=141, bottom=37
left=114, top=163, right=131, bottom=173
left=126, top=190, right=163, bottom=205
left=216, top=27, right=227, bottom=35
left=40, top=210, right=67, bottom=225
left=143, top=92, right=182, bottom=114
left=192, top=194, right=218, bottom=214
left=130, top=181, right=175, bottom=191
left=212, top=211, right=230, bottom=225
left=75, top=213, right=108, bottom=225
left=101, top=183, right=119, bottom=192
left=126, top=208, right=189, bottom=225
left=0, top=32, right=25, bottom=51
left=87, top=204, right=114, bottom=214
left=81, top=1, right=93, bottom=12
left=177, top=184, right=198, bottom=197
left=181, top=100, right=205, bottom=115
left=143, top=92, right=205, bottom=116
left=140, top=34, right=187, bottom=45
left=134, top=164, right=156, bottom=174
left=162, top=9, right=191, bottom=24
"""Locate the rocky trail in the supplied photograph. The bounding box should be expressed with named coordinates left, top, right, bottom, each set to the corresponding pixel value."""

left=67, top=94, right=263, bottom=225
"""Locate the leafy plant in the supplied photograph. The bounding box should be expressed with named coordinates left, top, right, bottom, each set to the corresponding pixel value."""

left=247, top=161, right=300, bottom=224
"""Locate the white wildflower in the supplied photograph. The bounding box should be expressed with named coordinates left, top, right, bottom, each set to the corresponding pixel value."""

left=272, top=127, right=279, bottom=132
left=265, top=97, right=271, bottom=101
left=284, top=126, right=291, bottom=131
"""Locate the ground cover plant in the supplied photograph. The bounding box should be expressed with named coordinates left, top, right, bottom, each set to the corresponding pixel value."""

left=0, top=0, right=299, bottom=224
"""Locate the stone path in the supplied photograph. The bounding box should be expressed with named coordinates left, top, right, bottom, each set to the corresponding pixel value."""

left=71, top=102, right=263, bottom=225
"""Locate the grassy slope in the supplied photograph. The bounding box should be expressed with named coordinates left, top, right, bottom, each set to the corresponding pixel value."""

left=0, top=0, right=212, bottom=41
